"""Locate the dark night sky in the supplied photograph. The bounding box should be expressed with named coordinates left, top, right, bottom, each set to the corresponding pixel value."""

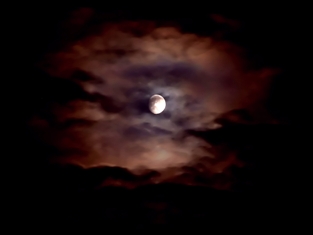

left=9, top=2, right=310, bottom=232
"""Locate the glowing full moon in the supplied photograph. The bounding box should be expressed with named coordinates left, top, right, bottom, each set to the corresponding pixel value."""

left=149, top=94, right=166, bottom=114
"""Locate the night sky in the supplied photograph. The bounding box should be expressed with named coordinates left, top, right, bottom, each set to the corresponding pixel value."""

left=11, top=2, right=309, bottom=232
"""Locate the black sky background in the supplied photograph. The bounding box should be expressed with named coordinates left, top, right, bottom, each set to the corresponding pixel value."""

left=9, top=2, right=310, bottom=232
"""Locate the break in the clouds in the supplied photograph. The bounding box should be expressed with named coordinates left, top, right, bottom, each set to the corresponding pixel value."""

left=31, top=8, right=278, bottom=179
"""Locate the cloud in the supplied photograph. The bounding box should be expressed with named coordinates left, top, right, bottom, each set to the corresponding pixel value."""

left=29, top=8, right=280, bottom=190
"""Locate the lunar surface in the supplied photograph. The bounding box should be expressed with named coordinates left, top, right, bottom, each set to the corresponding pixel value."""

left=149, top=95, right=166, bottom=114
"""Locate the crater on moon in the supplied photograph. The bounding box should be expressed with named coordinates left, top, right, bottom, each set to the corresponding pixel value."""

left=149, top=94, right=166, bottom=114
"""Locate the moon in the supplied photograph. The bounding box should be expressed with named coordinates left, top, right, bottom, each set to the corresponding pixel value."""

left=149, top=94, right=166, bottom=114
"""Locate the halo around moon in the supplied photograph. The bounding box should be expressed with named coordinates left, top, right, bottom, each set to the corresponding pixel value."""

left=149, top=94, right=166, bottom=114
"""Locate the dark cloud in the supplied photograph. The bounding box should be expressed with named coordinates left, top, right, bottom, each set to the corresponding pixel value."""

left=93, top=93, right=124, bottom=113
left=33, top=161, right=253, bottom=230
left=215, top=109, right=255, bottom=125
left=33, top=71, right=95, bottom=105
left=57, top=118, right=97, bottom=129
left=184, top=115, right=302, bottom=190
left=42, top=164, right=161, bottom=191
left=70, top=69, right=104, bottom=83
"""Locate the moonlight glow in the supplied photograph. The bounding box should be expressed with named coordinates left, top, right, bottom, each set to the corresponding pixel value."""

left=149, top=94, right=166, bottom=114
